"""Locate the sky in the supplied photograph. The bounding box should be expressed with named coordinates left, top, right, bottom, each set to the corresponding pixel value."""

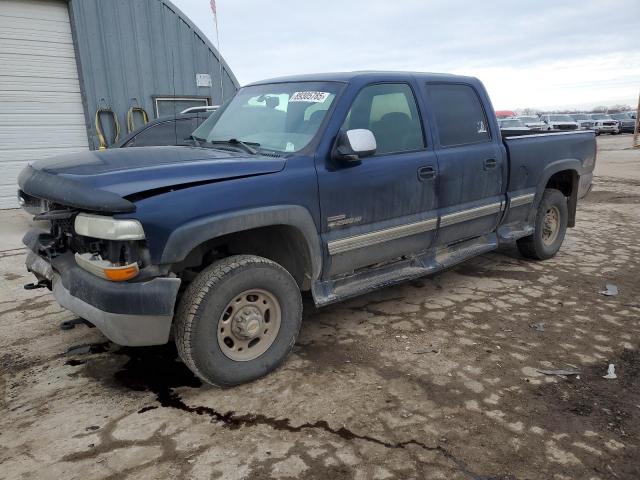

left=172, top=0, right=640, bottom=111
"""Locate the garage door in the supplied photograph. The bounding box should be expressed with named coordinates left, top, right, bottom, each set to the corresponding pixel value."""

left=0, top=0, right=88, bottom=209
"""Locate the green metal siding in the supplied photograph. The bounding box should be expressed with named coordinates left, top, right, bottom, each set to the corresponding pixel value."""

left=68, top=0, right=239, bottom=149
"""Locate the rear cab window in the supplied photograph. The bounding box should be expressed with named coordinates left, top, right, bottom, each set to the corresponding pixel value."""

left=425, top=83, right=490, bottom=147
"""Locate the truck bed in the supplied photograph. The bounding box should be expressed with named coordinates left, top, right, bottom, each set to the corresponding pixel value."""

left=503, top=130, right=597, bottom=199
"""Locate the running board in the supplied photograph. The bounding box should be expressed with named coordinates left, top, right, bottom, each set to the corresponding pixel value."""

left=312, top=234, right=498, bottom=307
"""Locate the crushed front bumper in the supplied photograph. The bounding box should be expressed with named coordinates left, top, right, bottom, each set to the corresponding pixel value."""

left=25, top=247, right=181, bottom=346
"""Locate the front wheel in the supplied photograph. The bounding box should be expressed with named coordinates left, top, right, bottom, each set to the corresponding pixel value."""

left=174, top=255, right=302, bottom=386
left=517, top=188, right=568, bottom=260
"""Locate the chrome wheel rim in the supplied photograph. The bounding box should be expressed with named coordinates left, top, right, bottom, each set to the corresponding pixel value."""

left=542, top=206, right=560, bottom=246
left=217, top=289, right=281, bottom=361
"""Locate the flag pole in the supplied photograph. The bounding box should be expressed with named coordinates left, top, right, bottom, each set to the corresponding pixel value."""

left=211, top=0, right=224, bottom=104
left=633, top=88, right=639, bottom=148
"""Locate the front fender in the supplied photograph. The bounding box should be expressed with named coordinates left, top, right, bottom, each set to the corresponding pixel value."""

left=160, top=205, right=322, bottom=280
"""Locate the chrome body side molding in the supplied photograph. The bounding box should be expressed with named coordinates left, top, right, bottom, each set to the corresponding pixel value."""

left=326, top=197, right=534, bottom=256
left=510, top=193, right=535, bottom=208
left=327, top=217, right=437, bottom=256
left=439, top=201, right=503, bottom=228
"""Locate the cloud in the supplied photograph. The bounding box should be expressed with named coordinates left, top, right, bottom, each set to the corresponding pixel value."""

left=173, top=0, right=640, bottom=109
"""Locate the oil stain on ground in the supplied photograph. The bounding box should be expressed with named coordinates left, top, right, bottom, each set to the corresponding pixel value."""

left=72, top=344, right=515, bottom=480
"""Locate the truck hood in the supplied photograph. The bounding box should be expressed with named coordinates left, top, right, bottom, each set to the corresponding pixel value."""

left=19, top=146, right=286, bottom=213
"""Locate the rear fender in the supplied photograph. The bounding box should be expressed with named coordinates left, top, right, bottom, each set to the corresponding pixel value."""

left=536, top=160, right=580, bottom=227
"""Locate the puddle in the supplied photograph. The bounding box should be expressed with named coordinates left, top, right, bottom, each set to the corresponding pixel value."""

left=64, top=359, right=86, bottom=367
left=71, top=342, right=203, bottom=409
left=112, top=345, right=202, bottom=394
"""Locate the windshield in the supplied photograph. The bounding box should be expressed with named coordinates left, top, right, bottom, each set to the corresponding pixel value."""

left=519, top=116, right=539, bottom=122
left=611, top=113, right=630, bottom=120
left=571, top=114, right=589, bottom=120
left=590, top=114, right=610, bottom=120
left=192, top=81, right=343, bottom=153
left=500, top=119, right=524, bottom=127
left=549, top=115, right=574, bottom=122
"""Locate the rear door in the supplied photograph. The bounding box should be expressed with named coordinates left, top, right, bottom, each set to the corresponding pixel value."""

left=316, top=82, right=439, bottom=277
left=423, top=83, right=506, bottom=245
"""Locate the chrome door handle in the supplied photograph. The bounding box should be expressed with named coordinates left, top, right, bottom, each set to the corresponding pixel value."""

left=484, top=158, right=497, bottom=169
left=418, top=165, right=436, bottom=181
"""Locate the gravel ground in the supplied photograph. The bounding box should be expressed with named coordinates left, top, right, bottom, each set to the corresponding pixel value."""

left=1, top=135, right=639, bottom=480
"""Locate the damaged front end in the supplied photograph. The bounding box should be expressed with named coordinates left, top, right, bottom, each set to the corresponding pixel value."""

left=19, top=167, right=181, bottom=347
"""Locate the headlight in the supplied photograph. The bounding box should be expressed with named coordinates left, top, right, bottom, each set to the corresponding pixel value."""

left=74, top=213, right=145, bottom=240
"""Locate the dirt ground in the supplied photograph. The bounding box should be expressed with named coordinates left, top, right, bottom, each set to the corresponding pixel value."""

left=1, top=135, right=639, bottom=480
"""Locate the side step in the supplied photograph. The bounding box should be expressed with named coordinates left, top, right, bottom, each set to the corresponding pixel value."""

left=312, top=234, right=498, bottom=307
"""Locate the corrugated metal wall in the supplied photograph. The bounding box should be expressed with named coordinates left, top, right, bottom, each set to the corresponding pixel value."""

left=68, top=0, right=239, bottom=150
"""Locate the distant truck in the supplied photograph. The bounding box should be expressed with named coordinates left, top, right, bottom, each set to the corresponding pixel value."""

left=18, top=72, right=596, bottom=386
left=570, top=114, right=596, bottom=131
left=609, top=112, right=636, bottom=133
left=517, top=116, right=549, bottom=131
left=539, top=114, right=580, bottom=131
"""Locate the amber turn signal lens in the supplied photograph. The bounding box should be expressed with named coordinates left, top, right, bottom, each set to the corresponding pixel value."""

left=103, top=264, right=139, bottom=282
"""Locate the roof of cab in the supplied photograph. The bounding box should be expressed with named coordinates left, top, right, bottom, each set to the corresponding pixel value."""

left=246, top=71, right=479, bottom=86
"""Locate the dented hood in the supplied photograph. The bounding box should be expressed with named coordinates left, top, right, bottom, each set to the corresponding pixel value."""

left=19, top=146, right=285, bottom=212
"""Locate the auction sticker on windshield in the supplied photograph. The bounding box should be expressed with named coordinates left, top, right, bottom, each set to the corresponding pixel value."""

left=289, top=91, right=330, bottom=103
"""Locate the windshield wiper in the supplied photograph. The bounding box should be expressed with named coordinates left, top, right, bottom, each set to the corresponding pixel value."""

left=189, top=134, right=206, bottom=146
left=210, top=138, right=259, bottom=155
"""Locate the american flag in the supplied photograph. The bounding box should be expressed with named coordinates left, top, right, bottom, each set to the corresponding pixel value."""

left=210, top=0, right=217, bottom=17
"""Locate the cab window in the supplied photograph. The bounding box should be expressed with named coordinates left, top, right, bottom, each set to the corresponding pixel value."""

left=342, top=83, right=424, bottom=155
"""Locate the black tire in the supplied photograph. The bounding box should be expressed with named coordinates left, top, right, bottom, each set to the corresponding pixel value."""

left=517, top=188, right=568, bottom=260
left=174, top=255, right=302, bottom=387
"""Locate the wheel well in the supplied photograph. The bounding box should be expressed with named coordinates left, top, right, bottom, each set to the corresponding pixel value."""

left=545, top=169, right=578, bottom=227
left=172, top=225, right=313, bottom=290
left=546, top=169, right=577, bottom=197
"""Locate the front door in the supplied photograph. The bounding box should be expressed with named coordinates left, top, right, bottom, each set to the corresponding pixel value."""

left=423, top=82, right=506, bottom=245
left=316, top=82, right=439, bottom=278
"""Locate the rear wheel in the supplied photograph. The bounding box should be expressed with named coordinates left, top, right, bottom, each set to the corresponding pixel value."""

left=174, top=255, right=302, bottom=386
left=517, top=188, right=568, bottom=260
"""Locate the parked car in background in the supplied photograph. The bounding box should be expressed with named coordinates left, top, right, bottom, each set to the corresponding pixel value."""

left=589, top=114, right=620, bottom=135
left=517, top=116, right=548, bottom=131
left=610, top=112, right=636, bottom=133
left=499, top=118, right=530, bottom=132
left=570, top=114, right=596, bottom=131
left=181, top=105, right=220, bottom=114
left=540, top=114, right=579, bottom=131
left=495, top=110, right=517, bottom=119
left=114, top=111, right=213, bottom=148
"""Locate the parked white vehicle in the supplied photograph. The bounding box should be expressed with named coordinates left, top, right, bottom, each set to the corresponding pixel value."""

left=539, top=114, right=579, bottom=131
left=517, top=116, right=549, bottom=131
left=589, top=114, right=620, bottom=135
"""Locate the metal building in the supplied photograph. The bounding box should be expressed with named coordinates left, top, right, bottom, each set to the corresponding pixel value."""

left=0, top=0, right=239, bottom=209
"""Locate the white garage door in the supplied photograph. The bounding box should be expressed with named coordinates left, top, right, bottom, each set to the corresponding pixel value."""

left=0, top=0, right=88, bottom=209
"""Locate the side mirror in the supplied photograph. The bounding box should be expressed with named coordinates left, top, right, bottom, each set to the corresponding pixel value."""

left=333, top=129, right=376, bottom=162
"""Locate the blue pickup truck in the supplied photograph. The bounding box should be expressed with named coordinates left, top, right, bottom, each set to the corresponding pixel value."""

left=18, top=72, right=596, bottom=386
